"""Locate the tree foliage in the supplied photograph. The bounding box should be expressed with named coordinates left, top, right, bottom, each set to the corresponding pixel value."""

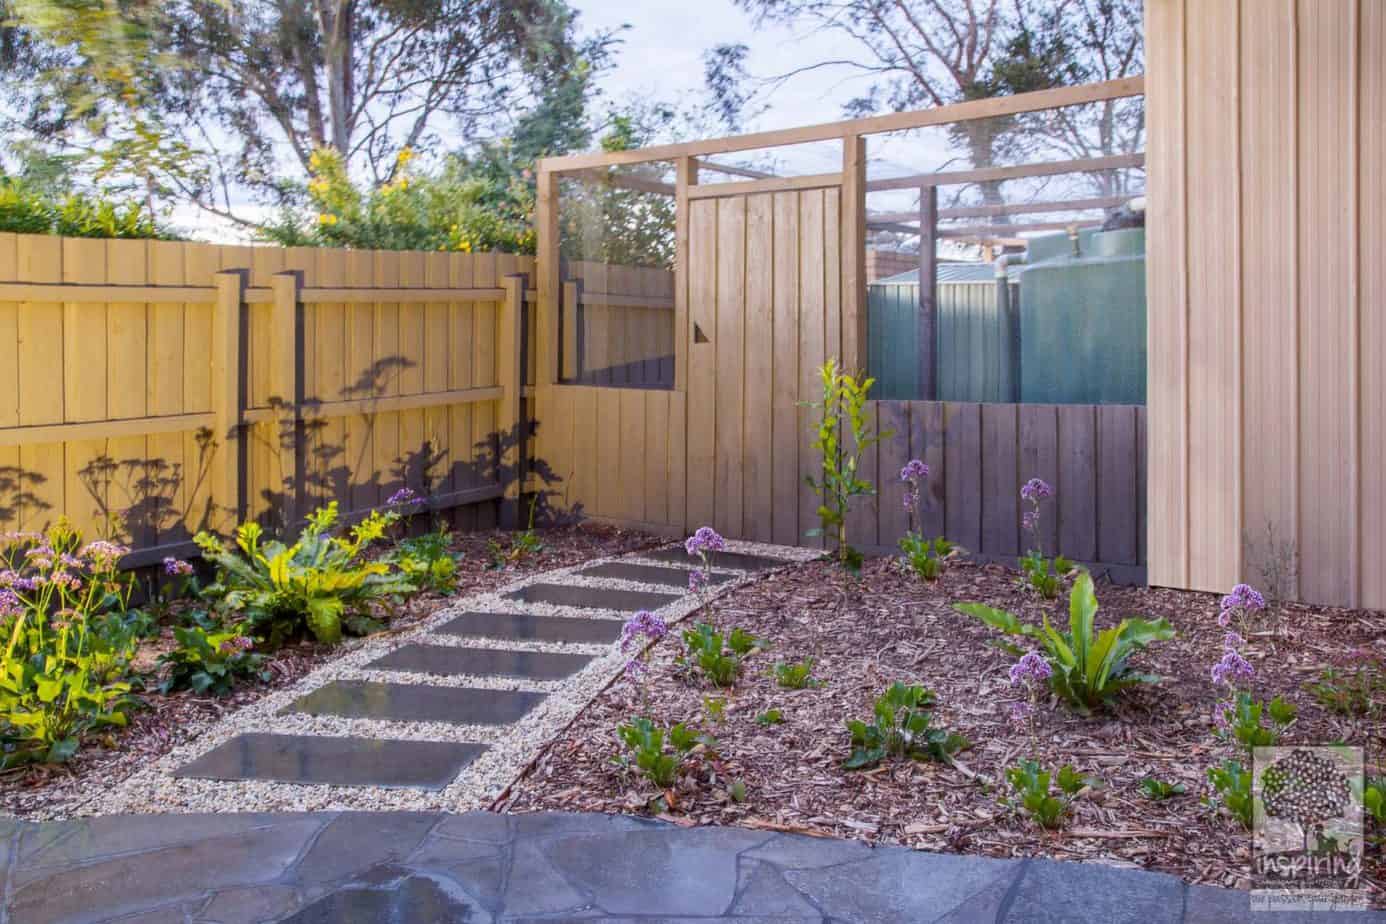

left=4, top=0, right=614, bottom=227
left=707, top=0, right=1144, bottom=202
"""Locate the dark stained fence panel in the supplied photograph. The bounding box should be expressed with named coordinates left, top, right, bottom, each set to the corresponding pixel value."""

left=869, top=400, right=1147, bottom=580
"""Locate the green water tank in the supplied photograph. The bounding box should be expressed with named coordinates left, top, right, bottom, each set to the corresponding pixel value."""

left=1019, top=227, right=1146, bottom=405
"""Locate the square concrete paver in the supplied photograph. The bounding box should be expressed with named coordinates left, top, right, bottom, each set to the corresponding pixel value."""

left=366, top=644, right=594, bottom=681
left=283, top=680, right=547, bottom=725
left=503, top=583, right=680, bottom=612
left=575, top=561, right=733, bottom=589
left=174, top=733, right=484, bottom=789
left=435, top=611, right=624, bottom=645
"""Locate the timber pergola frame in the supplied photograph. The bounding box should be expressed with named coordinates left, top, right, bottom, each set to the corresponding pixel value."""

left=531, top=75, right=1144, bottom=397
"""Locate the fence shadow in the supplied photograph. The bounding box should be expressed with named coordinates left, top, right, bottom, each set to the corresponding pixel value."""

left=0, top=352, right=562, bottom=550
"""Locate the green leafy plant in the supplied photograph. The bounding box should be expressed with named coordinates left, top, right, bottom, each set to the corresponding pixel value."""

left=729, top=778, right=748, bottom=803
left=1004, top=760, right=1094, bottom=829
left=843, top=683, right=967, bottom=770
left=899, top=534, right=957, bottom=582
left=392, top=529, right=459, bottom=593
left=772, top=658, right=819, bottom=689
left=1019, top=550, right=1076, bottom=599
left=804, top=359, right=891, bottom=573
left=614, top=717, right=707, bottom=789
left=486, top=499, right=545, bottom=570
left=1305, top=655, right=1383, bottom=717
left=1207, top=759, right=1256, bottom=829
left=1365, top=778, right=1384, bottom=826
left=702, top=695, right=727, bottom=725
left=195, top=502, right=415, bottom=647
left=157, top=623, right=269, bottom=696
left=756, top=709, right=784, bottom=726
left=1219, top=693, right=1297, bottom=750
left=0, top=178, right=171, bottom=240
left=0, top=521, right=139, bottom=768
left=678, top=623, right=765, bottom=688
left=954, top=572, right=1175, bottom=712
left=1139, top=777, right=1187, bottom=800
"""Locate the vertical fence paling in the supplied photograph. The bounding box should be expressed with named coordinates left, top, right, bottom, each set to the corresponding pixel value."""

left=0, top=236, right=533, bottom=559
left=211, top=270, right=246, bottom=531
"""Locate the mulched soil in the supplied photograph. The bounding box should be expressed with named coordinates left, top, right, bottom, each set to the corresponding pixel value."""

left=0, top=521, right=663, bottom=820
left=503, top=555, right=1386, bottom=904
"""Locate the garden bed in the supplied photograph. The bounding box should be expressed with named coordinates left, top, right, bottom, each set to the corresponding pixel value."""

left=502, top=555, right=1386, bottom=905
left=0, top=521, right=661, bottom=820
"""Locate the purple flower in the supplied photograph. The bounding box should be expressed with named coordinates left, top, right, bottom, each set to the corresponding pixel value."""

left=1220, top=584, right=1266, bottom=614
left=1022, top=510, right=1040, bottom=533
left=385, top=487, right=421, bottom=507
left=1211, top=649, right=1255, bottom=687
left=163, top=557, right=195, bottom=577
left=218, top=635, right=255, bottom=654
left=623, top=658, right=648, bottom=681
left=1222, top=631, right=1245, bottom=651
left=685, top=526, right=726, bottom=557
left=0, top=588, right=22, bottom=618
left=1009, top=650, right=1053, bottom=686
left=620, top=610, right=668, bottom=652
left=1020, top=478, right=1054, bottom=502
left=688, top=570, right=708, bottom=594
left=900, top=459, right=929, bottom=483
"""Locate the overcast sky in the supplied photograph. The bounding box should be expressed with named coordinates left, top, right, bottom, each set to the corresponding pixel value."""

left=575, top=0, right=859, bottom=137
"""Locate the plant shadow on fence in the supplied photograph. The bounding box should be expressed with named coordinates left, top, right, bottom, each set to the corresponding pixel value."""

left=0, top=352, right=571, bottom=553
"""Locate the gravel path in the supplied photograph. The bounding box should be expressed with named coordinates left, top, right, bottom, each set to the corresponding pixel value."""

left=54, top=540, right=818, bottom=820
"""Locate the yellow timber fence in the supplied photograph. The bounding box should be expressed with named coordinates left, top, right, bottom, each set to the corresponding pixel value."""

left=0, top=233, right=536, bottom=566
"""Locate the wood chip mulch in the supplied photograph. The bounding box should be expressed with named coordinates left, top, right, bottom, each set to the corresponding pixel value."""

left=0, top=521, right=663, bottom=819
left=502, top=556, right=1386, bottom=903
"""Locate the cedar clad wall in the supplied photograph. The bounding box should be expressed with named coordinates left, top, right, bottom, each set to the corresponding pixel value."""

left=1146, top=0, right=1385, bottom=607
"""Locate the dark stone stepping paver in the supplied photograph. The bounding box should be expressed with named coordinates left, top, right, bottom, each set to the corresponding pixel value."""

left=576, top=560, right=734, bottom=588
left=284, top=680, right=546, bottom=725
left=644, top=545, right=789, bottom=571
left=174, top=733, right=482, bottom=790
left=504, top=583, right=680, bottom=612
left=367, top=643, right=594, bottom=681
left=280, top=872, right=483, bottom=923
left=436, top=610, right=623, bottom=645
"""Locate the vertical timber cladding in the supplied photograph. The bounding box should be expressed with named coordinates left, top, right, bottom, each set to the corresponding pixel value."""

left=686, top=183, right=845, bottom=545
left=1146, top=0, right=1385, bottom=607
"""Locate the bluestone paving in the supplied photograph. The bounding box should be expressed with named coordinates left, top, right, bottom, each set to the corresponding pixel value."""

left=576, top=560, right=733, bottom=588
left=503, top=582, right=681, bottom=611
left=284, top=679, right=546, bottom=725
left=435, top=610, right=624, bottom=645
left=174, top=733, right=485, bottom=789
left=0, top=810, right=1362, bottom=923
left=367, top=643, right=594, bottom=681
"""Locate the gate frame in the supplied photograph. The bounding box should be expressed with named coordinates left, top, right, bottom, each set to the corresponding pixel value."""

left=531, top=76, right=1145, bottom=397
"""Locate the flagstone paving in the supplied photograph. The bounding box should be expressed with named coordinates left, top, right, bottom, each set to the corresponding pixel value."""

left=1, top=810, right=1309, bottom=923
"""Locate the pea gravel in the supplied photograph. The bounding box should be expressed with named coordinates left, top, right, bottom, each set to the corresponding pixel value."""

left=48, top=539, right=818, bottom=820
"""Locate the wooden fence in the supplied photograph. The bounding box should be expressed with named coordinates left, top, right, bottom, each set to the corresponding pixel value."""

left=865, top=401, right=1146, bottom=582
left=0, top=234, right=532, bottom=565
